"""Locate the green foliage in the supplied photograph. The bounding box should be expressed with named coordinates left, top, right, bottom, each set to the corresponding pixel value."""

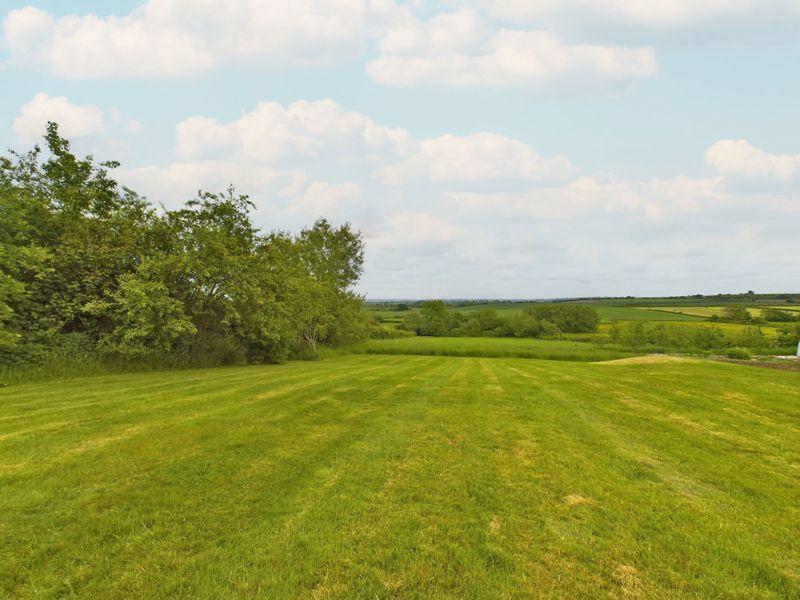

left=726, top=347, right=751, bottom=360
left=723, top=305, right=752, bottom=323
left=762, top=308, right=798, bottom=322
left=607, top=321, right=782, bottom=353
left=104, top=274, right=196, bottom=357
left=399, top=301, right=598, bottom=340
left=733, top=326, right=767, bottom=349
left=418, top=300, right=453, bottom=336
left=776, top=323, right=800, bottom=347
left=523, top=304, right=601, bottom=333
left=0, top=124, right=369, bottom=371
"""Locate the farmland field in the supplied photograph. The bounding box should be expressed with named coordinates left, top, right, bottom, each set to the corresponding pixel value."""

left=2, top=354, right=799, bottom=598
left=373, top=304, right=706, bottom=325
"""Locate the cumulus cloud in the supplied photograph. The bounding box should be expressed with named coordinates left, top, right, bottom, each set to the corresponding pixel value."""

left=176, top=99, right=414, bottom=164
left=378, top=8, right=485, bottom=54
left=377, top=132, right=573, bottom=185
left=119, top=161, right=305, bottom=208
left=470, top=0, right=800, bottom=42
left=12, top=93, right=140, bottom=148
left=367, top=211, right=472, bottom=255
left=368, top=27, right=656, bottom=89
left=287, top=181, right=364, bottom=217
left=448, top=175, right=724, bottom=220
left=706, top=139, right=800, bottom=185
left=2, top=0, right=401, bottom=78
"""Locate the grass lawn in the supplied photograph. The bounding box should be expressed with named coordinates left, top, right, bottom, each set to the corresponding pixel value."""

left=351, top=336, right=633, bottom=361
left=2, top=355, right=799, bottom=597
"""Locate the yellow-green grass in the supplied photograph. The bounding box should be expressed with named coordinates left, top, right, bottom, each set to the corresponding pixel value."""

left=1, top=356, right=799, bottom=598
left=599, top=320, right=780, bottom=337
left=648, top=306, right=800, bottom=321
left=352, top=336, right=632, bottom=361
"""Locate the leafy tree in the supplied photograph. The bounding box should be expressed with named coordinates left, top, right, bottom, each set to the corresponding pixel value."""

left=523, top=304, right=600, bottom=333
left=419, top=300, right=451, bottom=336
left=723, top=306, right=751, bottom=323
left=0, top=124, right=370, bottom=369
left=734, top=326, right=767, bottom=349
left=296, top=219, right=364, bottom=292
left=103, top=275, right=196, bottom=357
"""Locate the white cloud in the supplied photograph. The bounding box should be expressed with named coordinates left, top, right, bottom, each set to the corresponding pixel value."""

left=448, top=175, right=724, bottom=220
left=706, top=139, right=800, bottom=184
left=368, top=28, right=656, bottom=89
left=11, top=93, right=139, bottom=149
left=2, top=0, right=402, bottom=78
left=176, top=99, right=414, bottom=163
left=470, top=0, right=800, bottom=41
left=119, top=161, right=306, bottom=209
left=288, top=181, right=364, bottom=217
left=2, top=6, right=215, bottom=78
left=377, top=132, right=573, bottom=185
left=378, top=8, right=485, bottom=54
left=367, top=211, right=471, bottom=256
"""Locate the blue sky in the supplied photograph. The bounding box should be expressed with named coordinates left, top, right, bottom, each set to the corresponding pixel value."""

left=1, top=0, right=798, bottom=298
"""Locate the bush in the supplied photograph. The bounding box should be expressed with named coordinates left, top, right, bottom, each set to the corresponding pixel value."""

left=726, top=347, right=751, bottom=360
left=523, top=304, right=600, bottom=333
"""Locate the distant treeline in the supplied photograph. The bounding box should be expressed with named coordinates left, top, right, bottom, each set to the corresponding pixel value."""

left=395, top=301, right=600, bottom=338
left=608, top=321, right=799, bottom=354
left=374, top=300, right=800, bottom=354
left=0, top=124, right=370, bottom=372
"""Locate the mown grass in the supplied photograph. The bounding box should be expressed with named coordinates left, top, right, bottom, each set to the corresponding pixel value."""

left=350, top=336, right=634, bottom=361
left=1, top=355, right=798, bottom=598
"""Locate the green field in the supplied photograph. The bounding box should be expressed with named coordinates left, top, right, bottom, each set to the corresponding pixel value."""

left=374, top=304, right=705, bottom=324
left=352, top=336, right=633, bottom=361
left=2, top=355, right=799, bottom=598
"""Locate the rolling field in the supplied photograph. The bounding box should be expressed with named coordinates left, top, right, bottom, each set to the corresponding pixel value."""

left=2, top=355, right=799, bottom=598
left=351, top=336, right=633, bottom=361
left=374, top=304, right=705, bottom=324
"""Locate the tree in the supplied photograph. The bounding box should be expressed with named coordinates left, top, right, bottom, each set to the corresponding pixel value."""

left=0, top=124, right=371, bottom=369
left=723, top=306, right=751, bottom=323
left=296, top=219, right=364, bottom=292
left=419, top=300, right=451, bottom=336
left=523, top=304, right=600, bottom=333
left=103, top=274, right=196, bottom=357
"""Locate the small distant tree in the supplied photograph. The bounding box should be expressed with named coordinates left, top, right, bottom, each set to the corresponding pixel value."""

left=692, top=326, right=726, bottom=350
left=734, top=326, right=767, bottom=349
left=402, top=311, right=423, bottom=335
left=419, top=300, right=451, bottom=336
left=625, top=322, right=646, bottom=352
left=608, top=321, right=623, bottom=345
left=723, top=306, right=751, bottom=322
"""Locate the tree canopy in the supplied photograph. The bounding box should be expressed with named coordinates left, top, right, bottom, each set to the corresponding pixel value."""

left=0, top=123, right=369, bottom=368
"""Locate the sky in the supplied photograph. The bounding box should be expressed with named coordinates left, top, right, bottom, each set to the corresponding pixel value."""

left=1, top=0, right=798, bottom=299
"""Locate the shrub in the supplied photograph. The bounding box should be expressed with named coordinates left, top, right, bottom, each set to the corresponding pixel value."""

left=726, top=347, right=751, bottom=360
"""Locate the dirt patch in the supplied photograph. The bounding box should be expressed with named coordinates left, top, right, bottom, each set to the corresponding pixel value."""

left=564, top=494, right=592, bottom=506
left=488, top=515, right=501, bottom=534
left=714, top=358, right=800, bottom=372
left=614, top=564, right=643, bottom=598
left=595, top=355, right=694, bottom=366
